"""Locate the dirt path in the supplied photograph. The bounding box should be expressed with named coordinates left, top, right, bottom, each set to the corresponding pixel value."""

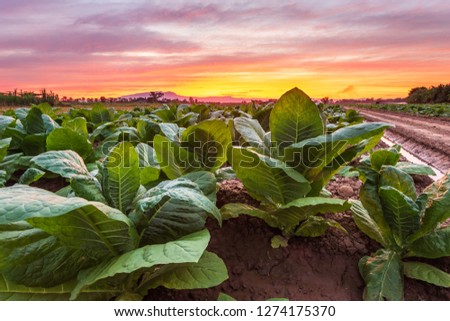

left=350, top=108, right=450, bottom=172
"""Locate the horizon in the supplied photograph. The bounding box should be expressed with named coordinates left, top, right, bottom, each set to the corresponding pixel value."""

left=1, top=1, right=450, bottom=99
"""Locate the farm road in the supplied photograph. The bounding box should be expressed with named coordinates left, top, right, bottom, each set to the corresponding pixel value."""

left=350, top=107, right=450, bottom=173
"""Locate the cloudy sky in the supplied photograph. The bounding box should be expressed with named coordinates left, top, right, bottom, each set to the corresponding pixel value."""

left=1, top=0, right=450, bottom=99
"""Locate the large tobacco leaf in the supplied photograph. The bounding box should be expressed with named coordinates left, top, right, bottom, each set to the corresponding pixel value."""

left=138, top=251, right=228, bottom=291
left=378, top=186, right=420, bottom=245
left=228, top=147, right=310, bottom=205
left=102, top=142, right=141, bottom=214
left=233, top=117, right=270, bottom=154
left=132, top=178, right=220, bottom=245
left=350, top=200, right=390, bottom=247
left=403, top=262, right=450, bottom=287
left=0, top=275, right=117, bottom=301
left=46, top=127, right=93, bottom=160
left=270, top=87, right=325, bottom=148
left=153, top=134, right=199, bottom=179
left=284, top=122, right=390, bottom=182
left=181, top=119, right=232, bottom=172
left=70, top=229, right=212, bottom=299
left=0, top=185, right=138, bottom=287
left=32, top=150, right=91, bottom=178
left=359, top=249, right=403, bottom=300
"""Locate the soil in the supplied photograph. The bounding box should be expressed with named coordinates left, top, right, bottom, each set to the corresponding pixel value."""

left=351, top=108, right=450, bottom=173
left=146, top=175, right=450, bottom=301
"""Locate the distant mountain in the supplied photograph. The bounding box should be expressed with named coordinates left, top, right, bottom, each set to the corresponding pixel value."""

left=120, top=91, right=273, bottom=103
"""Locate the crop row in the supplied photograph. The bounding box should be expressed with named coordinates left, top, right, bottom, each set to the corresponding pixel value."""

left=353, top=103, right=450, bottom=117
left=0, top=88, right=448, bottom=300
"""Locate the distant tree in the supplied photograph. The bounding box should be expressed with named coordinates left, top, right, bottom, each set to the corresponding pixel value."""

left=407, top=86, right=428, bottom=103
left=149, top=91, right=164, bottom=103
left=321, top=97, right=330, bottom=104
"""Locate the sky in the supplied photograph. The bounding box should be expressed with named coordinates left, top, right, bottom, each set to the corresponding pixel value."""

left=1, top=0, right=450, bottom=99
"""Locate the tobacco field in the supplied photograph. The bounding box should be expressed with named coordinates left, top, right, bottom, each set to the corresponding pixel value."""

left=0, top=88, right=448, bottom=301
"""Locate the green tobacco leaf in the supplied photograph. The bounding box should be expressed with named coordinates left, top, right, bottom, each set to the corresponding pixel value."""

left=63, top=117, right=89, bottom=138
left=234, top=117, right=269, bottom=154
left=0, top=116, right=15, bottom=136
left=295, top=216, right=346, bottom=237
left=153, top=134, right=200, bottom=179
left=18, top=168, right=45, bottom=185
left=271, top=235, right=289, bottom=248
left=395, top=162, right=435, bottom=176
left=307, top=134, right=383, bottom=196
left=3, top=126, right=26, bottom=151
left=403, top=262, right=450, bottom=287
left=215, top=166, right=236, bottom=181
left=154, top=109, right=175, bottom=123
left=139, top=251, right=228, bottom=291
left=270, top=88, right=325, bottom=148
left=0, top=185, right=138, bottom=287
left=32, top=150, right=90, bottom=178
left=35, top=102, right=56, bottom=118
left=70, top=175, right=107, bottom=203
left=136, top=143, right=160, bottom=168
left=358, top=167, right=393, bottom=240
left=182, top=119, right=232, bottom=172
left=159, top=123, right=181, bottom=142
left=0, top=170, right=6, bottom=187
left=379, top=186, right=420, bottom=245
left=102, top=142, right=140, bottom=214
left=220, top=203, right=277, bottom=227
left=0, top=274, right=75, bottom=301
left=229, top=147, right=310, bottom=205
left=359, top=249, right=403, bottom=301
left=42, top=114, right=60, bottom=134
left=47, top=128, right=93, bottom=160
left=0, top=275, right=117, bottom=301
left=284, top=122, right=390, bottom=181
left=337, top=166, right=359, bottom=177
left=0, top=153, right=23, bottom=181
left=90, top=122, right=115, bottom=142
left=136, top=119, right=159, bottom=142
left=15, top=108, right=29, bottom=123
left=416, top=173, right=450, bottom=237
left=135, top=181, right=220, bottom=245
left=21, top=133, right=47, bottom=156
left=25, top=107, right=45, bottom=134
left=91, top=103, right=111, bottom=124
left=407, top=227, right=450, bottom=259
left=380, top=166, right=416, bottom=200
left=272, top=197, right=350, bottom=234
left=350, top=200, right=389, bottom=247
left=71, top=229, right=211, bottom=300
left=370, top=149, right=400, bottom=171
left=136, top=143, right=160, bottom=185
left=182, top=171, right=217, bottom=203
left=0, top=138, right=11, bottom=162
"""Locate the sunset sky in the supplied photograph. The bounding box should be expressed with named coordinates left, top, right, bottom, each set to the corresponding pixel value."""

left=1, top=0, right=450, bottom=99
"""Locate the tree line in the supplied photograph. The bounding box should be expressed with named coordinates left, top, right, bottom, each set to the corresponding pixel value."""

left=407, top=84, right=450, bottom=104
left=0, top=89, right=59, bottom=106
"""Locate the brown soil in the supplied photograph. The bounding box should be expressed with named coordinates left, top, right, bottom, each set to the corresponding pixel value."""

left=146, top=175, right=449, bottom=301
left=351, top=108, right=450, bottom=172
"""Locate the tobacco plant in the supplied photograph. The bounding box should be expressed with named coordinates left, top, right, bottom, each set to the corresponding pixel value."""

left=351, top=148, right=450, bottom=300
left=222, top=88, right=390, bottom=239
